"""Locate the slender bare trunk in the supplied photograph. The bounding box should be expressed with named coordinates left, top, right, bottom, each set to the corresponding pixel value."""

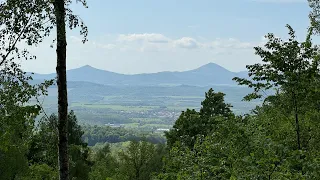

left=54, top=0, right=69, bottom=179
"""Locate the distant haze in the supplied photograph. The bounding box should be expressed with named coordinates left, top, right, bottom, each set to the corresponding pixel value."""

left=31, top=63, right=248, bottom=86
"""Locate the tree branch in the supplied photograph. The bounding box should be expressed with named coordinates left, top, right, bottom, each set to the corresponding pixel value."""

left=0, top=12, right=34, bottom=66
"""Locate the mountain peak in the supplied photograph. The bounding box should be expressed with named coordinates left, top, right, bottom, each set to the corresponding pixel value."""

left=191, top=62, right=230, bottom=73
left=199, top=62, right=224, bottom=69
left=67, top=65, right=100, bottom=74
left=72, top=65, right=103, bottom=72
left=69, top=65, right=119, bottom=76
left=80, top=65, right=95, bottom=69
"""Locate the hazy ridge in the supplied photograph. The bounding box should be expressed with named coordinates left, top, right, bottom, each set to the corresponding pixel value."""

left=31, top=63, right=248, bottom=86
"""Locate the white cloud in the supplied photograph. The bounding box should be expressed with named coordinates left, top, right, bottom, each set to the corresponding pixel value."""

left=117, top=34, right=203, bottom=51
left=70, top=34, right=261, bottom=53
left=208, top=38, right=256, bottom=49
left=118, top=33, right=170, bottom=43
left=174, top=37, right=199, bottom=49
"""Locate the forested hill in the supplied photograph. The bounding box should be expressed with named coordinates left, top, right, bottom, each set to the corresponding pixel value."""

left=31, top=63, right=248, bottom=86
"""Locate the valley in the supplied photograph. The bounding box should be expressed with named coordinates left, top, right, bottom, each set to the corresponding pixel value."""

left=34, top=84, right=262, bottom=131
left=32, top=63, right=263, bottom=131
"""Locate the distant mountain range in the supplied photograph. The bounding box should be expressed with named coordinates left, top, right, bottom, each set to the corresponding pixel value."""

left=31, top=63, right=248, bottom=86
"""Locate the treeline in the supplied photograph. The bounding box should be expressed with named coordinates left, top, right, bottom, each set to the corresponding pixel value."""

left=155, top=25, right=320, bottom=179
left=89, top=141, right=166, bottom=180
left=82, top=125, right=166, bottom=146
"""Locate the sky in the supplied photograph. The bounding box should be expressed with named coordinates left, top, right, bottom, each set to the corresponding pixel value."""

left=21, top=0, right=312, bottom=74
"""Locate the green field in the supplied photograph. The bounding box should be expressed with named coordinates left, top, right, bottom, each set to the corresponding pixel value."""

left=37, top=84, right=262, bottom=130
left=71, top=103, right=159, bottom=112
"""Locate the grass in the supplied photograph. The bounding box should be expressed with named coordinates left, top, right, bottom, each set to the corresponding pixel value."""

left=71, top=103, right=159, bottom=112
left=91, top=141, right=131, bottom=154
left=123, top=123, right=172, bottom=129
left=140, top=124, right=172, bottom=129
left=124, top=123, right=140, bottom=128
left=130, top=118, right=164, bottom=123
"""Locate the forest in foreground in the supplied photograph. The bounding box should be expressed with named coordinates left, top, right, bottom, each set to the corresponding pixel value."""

left=3, top=0, right=320, bottom=179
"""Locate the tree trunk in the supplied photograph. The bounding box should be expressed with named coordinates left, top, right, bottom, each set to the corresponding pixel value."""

left=54, top=0, right=69, bottom=179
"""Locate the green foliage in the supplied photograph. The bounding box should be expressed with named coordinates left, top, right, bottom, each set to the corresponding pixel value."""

left=233, top=24, right=320, bottom=152
left=159, top=115, right=248, bottom=180
left=117, top=141, right=161, bottom=180
left=165, top=109, right=200, bottom=148
left=233, top=24, right=320, bottom=102
left=89, top=144, right=119, bottom=180
left=0, top=62, right=52, bottom=179
left=241, top=105, right=320, bottom=179
left=160, top=25, right=320, bottom=179
left=88, top=141, right=166, bottom=180
left=309, top=0, right=320, bottom=35
left=82, top=125, right=166, bottom=146
left=22, top=164, right=58, bottom=180
left=0, top=0, right=88, bottom=178
left=200, top=88, right=233, bottom=118
left=28, top=111, right=91, bottom=180
left=165, top=88, right=233, bottom=149
left=0, top=0, right=88, bottom=67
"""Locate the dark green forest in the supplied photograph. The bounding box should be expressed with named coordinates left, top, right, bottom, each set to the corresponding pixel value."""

left=2, top=0, right=320, bottom=180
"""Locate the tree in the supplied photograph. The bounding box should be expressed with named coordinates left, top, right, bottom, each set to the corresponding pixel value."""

left=0, top=63, right=52, bottom=179
left=165, top=109, right=200, bottom=149
left=233, top=24, right=320, bottom=150
left=0, top=1, right=54, bottom=177
left=0, top=0, right=53, bottom=67
left=89, top=144, right=118, bottom=180
left=233, top=24, right=320, bottom=177
left=118, top=141, right=156, bottom=180
left=0, top=1, right=88, bottom=178
left=28, top=111, right=91, bottom=180
left=309, top=0, right=320, bottom=35
left=52, top=0, right=88, bottom=177
left=165, top=88, right=233, bottom=149
left=160, top=89, right=238, bottom=179
left=53, top=0, right=70, bottom=178
left=159, top=113, right=249, bottom=180
left=200, top=88, right=233, bottom=118
left=22, top=164, right=58, bottom=180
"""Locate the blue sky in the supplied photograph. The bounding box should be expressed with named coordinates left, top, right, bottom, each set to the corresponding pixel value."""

left=22, top=0, right=311, bottom=74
